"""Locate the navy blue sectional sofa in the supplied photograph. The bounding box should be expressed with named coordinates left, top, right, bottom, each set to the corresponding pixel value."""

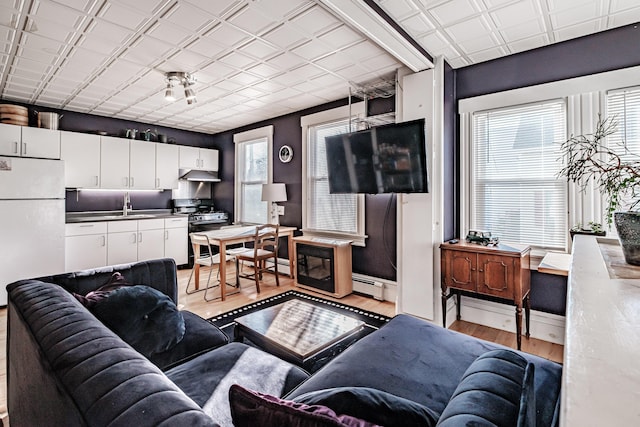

left=6, top=258, right=562, bottom=427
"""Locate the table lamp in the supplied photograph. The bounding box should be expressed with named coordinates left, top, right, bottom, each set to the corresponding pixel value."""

left=261, top=183, right=287, bottom=225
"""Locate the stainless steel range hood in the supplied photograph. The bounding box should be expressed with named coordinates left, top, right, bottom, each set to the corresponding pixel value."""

left=179, top=169, right=220, bottom=182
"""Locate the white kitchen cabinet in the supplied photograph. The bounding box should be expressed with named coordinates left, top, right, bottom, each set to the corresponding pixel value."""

left=179, top=145, right=218, bottom=171
left=164, top=216, right=188, bottom=265
left=100, top=136, right=130, bottom=189
left=137, top=219, right=165, bottom=261
left=66, top=216, right=188, bottom=269
left=129, top=140, right=156, bottom=190
left=156, top=143, right=179, bottom=189
left=65, top=222, right=107, bottom=271
left=60, top=131, right=101, bottom=188
left=200, top=148, right=218, bottom=171
left=22, top=127, right=61, bottom=159
left=107, top=220, right=138, bottom=265
left=0, top=123, right=60, bottom=159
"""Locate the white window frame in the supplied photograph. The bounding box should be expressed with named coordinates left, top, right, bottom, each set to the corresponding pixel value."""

left=459, top=64, right=640, bottom=254
left=233, top=125, right=273, bottom=224
left=301, top=103, right=367, bottom=246
left=467, top=100, right=568, bottom=251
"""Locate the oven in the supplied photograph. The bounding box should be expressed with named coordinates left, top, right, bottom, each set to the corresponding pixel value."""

left=173, top=199, right=229, bottom=268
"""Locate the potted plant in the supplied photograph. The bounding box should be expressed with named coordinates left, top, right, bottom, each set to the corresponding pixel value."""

left=558, top=115, right=640, bottom=265
left=569, top=221, right=606, bottom=240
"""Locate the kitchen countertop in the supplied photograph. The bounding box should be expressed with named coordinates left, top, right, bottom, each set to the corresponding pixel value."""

left=65, top=209, right=185, bottom=223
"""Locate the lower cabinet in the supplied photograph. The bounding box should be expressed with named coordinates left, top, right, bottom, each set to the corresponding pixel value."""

left=65, top=217, right=188, bottom=271
left=136, top=219, right=165, bottom=262
left=164, top=217, right=188, bottom=265
left=65, top=222, right=107, bottom=272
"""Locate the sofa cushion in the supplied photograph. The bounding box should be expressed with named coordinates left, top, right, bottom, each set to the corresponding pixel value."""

left=91, top=284, right=186, bottom=358
left=150, top=311, right=229, bottom=371
left=167, top=342, right=310, bottom=427
left=435, top=349, right=536, bottom=427
left=293, top=387, right=438, bottom=427
left=229, top=384, right=377, bottom=427
left=285, top=314, right=561, bottom=427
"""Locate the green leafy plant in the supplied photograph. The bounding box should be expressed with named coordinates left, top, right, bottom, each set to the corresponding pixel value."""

left=558, top=115, right=640, bottom=225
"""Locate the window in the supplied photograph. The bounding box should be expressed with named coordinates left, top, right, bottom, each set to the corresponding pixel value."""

left=607, top=86, right=640, bottom=212
left=470, top=101, right=567, bottom=249
left=301, top=104, right=367, bottom=245
left=234, top=126, right=273, bottom=224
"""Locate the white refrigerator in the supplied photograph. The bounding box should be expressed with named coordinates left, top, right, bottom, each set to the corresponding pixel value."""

left=0, top=156, right=65, bottom=306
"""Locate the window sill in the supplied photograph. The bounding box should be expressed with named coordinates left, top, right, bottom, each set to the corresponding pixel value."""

left=300, top=229, right=367, bottom=247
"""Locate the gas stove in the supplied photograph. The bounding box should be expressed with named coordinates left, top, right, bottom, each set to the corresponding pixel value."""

left=189, top=211, right=228, bottom=225
left=172, top=198, right=228, bottom=225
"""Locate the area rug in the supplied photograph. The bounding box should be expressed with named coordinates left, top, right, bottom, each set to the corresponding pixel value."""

left=208, top=291, right=392, bottom=372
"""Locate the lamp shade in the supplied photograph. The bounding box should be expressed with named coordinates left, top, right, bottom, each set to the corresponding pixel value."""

left=261, top=183, right=287, bottom=202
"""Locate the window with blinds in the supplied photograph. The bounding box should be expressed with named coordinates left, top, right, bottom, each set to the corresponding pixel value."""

left=607, top=86, right=640, bottom=211
left=237, top=137, right=268, bottom=224
left=307, top=119, right=359, bottom=234
left=471, top=100, right=567, bottom=249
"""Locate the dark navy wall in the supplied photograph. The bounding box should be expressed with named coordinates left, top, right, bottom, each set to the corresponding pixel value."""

left=211, top=98, right=398, bottom=281
left=456, top=23, right=640, bottom=100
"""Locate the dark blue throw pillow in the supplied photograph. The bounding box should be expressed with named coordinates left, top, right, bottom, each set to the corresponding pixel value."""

left=91, top=285, right=185, bottom=358
left=436, top=349, right=536, bottom=427
left=293, top=387, right=438, bottom=427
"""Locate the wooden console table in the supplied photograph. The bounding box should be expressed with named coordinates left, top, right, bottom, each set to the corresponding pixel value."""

left=440, top=241, right=531, bottom=350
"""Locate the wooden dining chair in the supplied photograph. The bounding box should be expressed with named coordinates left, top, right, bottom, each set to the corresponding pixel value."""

left=187, top=233, right=238, bottom=301
left=235, top=224, right=280, bottom=293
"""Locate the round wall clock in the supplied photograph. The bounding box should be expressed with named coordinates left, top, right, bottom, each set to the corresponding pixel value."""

left=279, top=145, right=293, bottom=163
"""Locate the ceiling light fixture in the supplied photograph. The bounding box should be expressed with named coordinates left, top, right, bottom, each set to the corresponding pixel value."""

left=164, top=71, right=196, bottom=104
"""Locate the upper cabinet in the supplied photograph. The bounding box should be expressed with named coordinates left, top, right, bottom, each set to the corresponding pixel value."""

left=129, top=140, right=156, bottom=190
left=100, top=137, right=156, bottom=190
left=100, top=136, right=131, bottom=189
left=156, top=144, right=179, bottom=190
left=179, top=146, right=218, bottom=171
left=5, top=123, right=210, bottom=190
left=0, top=123, right=60, bottom=159
left=60, top=131, right=101, bottom=188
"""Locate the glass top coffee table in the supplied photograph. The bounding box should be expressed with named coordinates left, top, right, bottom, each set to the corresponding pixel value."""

left=234, top=299, right=364, bottom=370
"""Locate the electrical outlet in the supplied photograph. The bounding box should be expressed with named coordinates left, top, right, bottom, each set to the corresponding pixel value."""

left=277, top=205, right=285, bottom=215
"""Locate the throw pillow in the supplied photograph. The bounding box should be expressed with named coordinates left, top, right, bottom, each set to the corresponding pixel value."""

left=229, top=384, right=380, bottom=427
left=73, top=272, right=131, bottom=308
left=436, top=349, right=536, bottom=427
left=293, top=387, right=438, bottom=427
left=90, top=284, right=185, bottom=358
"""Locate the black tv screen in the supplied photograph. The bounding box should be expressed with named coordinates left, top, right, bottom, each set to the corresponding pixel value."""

left=325, top=118, right=428, bottom=194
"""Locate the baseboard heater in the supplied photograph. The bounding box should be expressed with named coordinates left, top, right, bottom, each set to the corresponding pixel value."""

left=351, top=273, right=385, bottom=301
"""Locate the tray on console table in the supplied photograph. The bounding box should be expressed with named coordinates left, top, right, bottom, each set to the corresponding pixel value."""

left=440, top=241, right=531, bottom=350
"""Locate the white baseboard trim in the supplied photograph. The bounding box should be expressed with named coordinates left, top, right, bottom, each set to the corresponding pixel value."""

left=449, top=296, right=566, bottom=345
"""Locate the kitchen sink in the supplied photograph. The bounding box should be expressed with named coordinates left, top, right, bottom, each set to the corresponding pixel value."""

left=100, top=214, right=157, bottom=219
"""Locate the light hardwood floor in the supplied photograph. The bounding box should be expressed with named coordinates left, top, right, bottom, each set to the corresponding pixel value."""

left=0, top=263, right=564, bottom=421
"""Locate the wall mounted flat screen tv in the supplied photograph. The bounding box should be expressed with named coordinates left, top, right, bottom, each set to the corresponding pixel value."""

left=325, top=118, right=428, bottom=194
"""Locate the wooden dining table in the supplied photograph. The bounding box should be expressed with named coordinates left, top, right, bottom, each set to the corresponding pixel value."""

left=192, top=225, right=297, bottom=301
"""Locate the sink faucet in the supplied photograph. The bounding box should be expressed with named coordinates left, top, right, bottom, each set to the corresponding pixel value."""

left=123, top=192, right=132, bottom=216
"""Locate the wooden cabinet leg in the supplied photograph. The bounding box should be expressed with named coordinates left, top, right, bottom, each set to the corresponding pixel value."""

left=525, top=294, right=531, bottom=338
left=516, top=306, right=522, bottom=350
left=441, top=290, right=447, bottom=328
left=456, top=291, right=462, bottom=321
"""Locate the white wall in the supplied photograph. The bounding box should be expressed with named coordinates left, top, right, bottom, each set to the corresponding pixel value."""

left=396, top=57, right=445, bottom=323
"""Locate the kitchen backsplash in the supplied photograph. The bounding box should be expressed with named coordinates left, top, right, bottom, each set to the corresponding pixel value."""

left=65, top=189, right=173, bottom=212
